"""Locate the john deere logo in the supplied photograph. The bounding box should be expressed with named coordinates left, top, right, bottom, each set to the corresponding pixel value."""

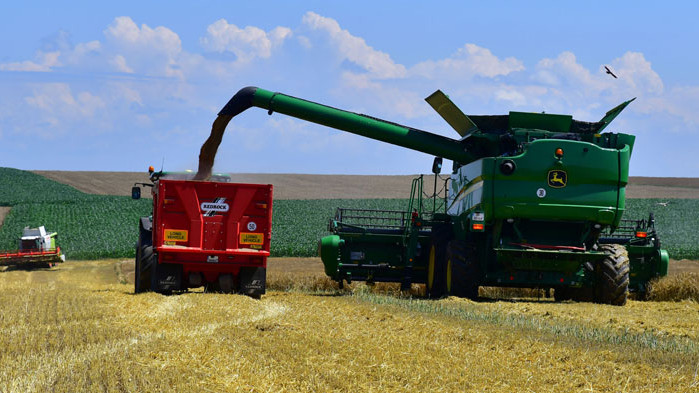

left=547, top=170, right=567, bottom=188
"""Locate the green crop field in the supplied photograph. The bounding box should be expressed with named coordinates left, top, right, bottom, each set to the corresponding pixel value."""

left=1, top=168, right=698, bottom=260
left=625, top=199, right=699, bottom=260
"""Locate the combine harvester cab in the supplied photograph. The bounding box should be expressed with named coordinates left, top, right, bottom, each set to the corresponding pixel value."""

left=132, top=169, right=273, bottom=298
left=0, top=226, right=65, bottom=269
left=208, top=86, right=669, bottom=306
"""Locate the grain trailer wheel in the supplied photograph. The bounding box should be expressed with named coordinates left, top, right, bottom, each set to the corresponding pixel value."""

left=446, top=240, right=479, bottom=299
left=595, top=244, right=630, bottom=306
left=218, top=274, right=235, bottom=294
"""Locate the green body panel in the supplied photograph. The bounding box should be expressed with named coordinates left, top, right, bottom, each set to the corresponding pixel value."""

left=627, top=245, right=667, bottom=293
left=321, top=228, right=432, bottom=283
left=508, top=112, right=572, bottom=132
left=448, top=140, right=629, bottom=227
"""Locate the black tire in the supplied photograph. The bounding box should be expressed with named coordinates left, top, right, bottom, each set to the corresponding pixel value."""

left=135, top=246, right=155, bottom=293
left=446, top=240, right=479, bottom=299
left=205, top=280, right=221, bottom=293
left=219, top=274, right=235, bottom=294
left=426, top=224, right=452, bottom=298
left=134, top=220, right=153, bottom=294
left=595, top=244, right=630, bottom=306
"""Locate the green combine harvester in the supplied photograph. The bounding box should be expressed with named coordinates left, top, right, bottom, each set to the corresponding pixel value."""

left=217, top=86, right=669, bottom=305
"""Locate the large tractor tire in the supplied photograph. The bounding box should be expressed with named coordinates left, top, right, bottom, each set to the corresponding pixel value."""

left=134, top=220, right=154, bottom=294
left=426, top=224, right=452, bottom=298
left=446, top=240, right=479, bottom=299
left=595, top=244, right=630, bottom=306
left=135, top=245, right=155, bottom=293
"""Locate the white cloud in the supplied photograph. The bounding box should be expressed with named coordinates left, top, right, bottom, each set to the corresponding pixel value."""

left=110, top=55, right=134, bottom=73
left=494, top=89, right=527, bottom=106
left=297, top=35, right=312, bottom=49
left=200, top=19, right=291, bottom=62
left=105, top=17, right=181, bottom=56
left=339, top=72, right=429, bottom=119
left=104, top=16, right=185, bottom=78
left=534, top=51, right=606, bottom=92
left=25, top=83, right=104, bottom=117
left=609, top=51, right=664, bottom=95
left=411, top=43, right=524, bottom=79
left=0, top=51, right=61, bottom=72
left=302, top=11, right=406, bottom=79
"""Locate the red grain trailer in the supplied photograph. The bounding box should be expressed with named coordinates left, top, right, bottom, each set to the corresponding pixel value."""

left=132, top=170, right=272, bottom=298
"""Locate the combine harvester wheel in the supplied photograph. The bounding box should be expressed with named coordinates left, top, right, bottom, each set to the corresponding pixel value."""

left=446, top=240, right=479, bottom=299
left=426, top=224, right=451, bottom=298
left=595, top=244, right=630, bottom=306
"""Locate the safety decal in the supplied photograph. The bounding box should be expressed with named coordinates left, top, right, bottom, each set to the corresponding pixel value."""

left=164, top=229, right=188, bottom=242
left=240, top=233, right=264, bottom=245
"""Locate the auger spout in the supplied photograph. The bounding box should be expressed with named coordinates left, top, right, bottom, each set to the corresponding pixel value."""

left=195, top=86, right=473, bottom=180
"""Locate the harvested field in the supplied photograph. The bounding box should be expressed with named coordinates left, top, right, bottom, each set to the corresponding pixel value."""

left=32, top=170, right=152, bottom=196
left=1, top=259, right=698, bottom=392
left=33, top=171, right=699, bottom=199
left=34, top=171, right=424, bottom=200
left=670, top=259, right=699, bottom=275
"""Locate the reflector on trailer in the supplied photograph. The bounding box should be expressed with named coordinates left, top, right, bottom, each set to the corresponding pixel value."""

left=635, top=231, right=648, bottom=238
left=472, top=223, right=484, bottom=230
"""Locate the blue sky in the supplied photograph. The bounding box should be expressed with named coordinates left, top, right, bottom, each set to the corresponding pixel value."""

left=1, top=1, right=698, bottom=176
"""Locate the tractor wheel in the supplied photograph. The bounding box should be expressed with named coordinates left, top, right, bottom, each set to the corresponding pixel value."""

left=135, top=245, right=155, bottom=293
left=446, top=240, right=479, bottom=299
left=426, top=224, right=452, bottom=298
left=595, top=244, right=630, bottom=306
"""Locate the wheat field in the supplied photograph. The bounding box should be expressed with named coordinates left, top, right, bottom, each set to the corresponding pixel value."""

left=0, top=260, right=697, bottom=392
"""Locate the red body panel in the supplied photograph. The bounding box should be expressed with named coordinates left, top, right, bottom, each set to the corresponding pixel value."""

left=152, top=179, right=273, bottom=282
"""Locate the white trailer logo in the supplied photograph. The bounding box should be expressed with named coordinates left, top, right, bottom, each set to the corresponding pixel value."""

left=201, top=198, right=229, bottom=215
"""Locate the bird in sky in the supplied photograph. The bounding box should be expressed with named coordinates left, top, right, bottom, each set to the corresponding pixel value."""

left=604, top=66, right=618, bottom=79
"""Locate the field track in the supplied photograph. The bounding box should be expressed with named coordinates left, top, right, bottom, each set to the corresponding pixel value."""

left=0, top=259, right=697, bottom=392
left=33, top=171, right=699, bottom=199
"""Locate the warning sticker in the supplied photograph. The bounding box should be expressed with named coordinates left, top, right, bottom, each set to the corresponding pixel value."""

left=240, top=233, right=264, bottom=245
left=164, top=229, right=188, bottom=242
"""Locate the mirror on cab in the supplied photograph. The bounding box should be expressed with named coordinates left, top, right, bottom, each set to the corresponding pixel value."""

left=131, top=186, right=141, bottom=200
left=432, top=157, right=443, bottom=174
